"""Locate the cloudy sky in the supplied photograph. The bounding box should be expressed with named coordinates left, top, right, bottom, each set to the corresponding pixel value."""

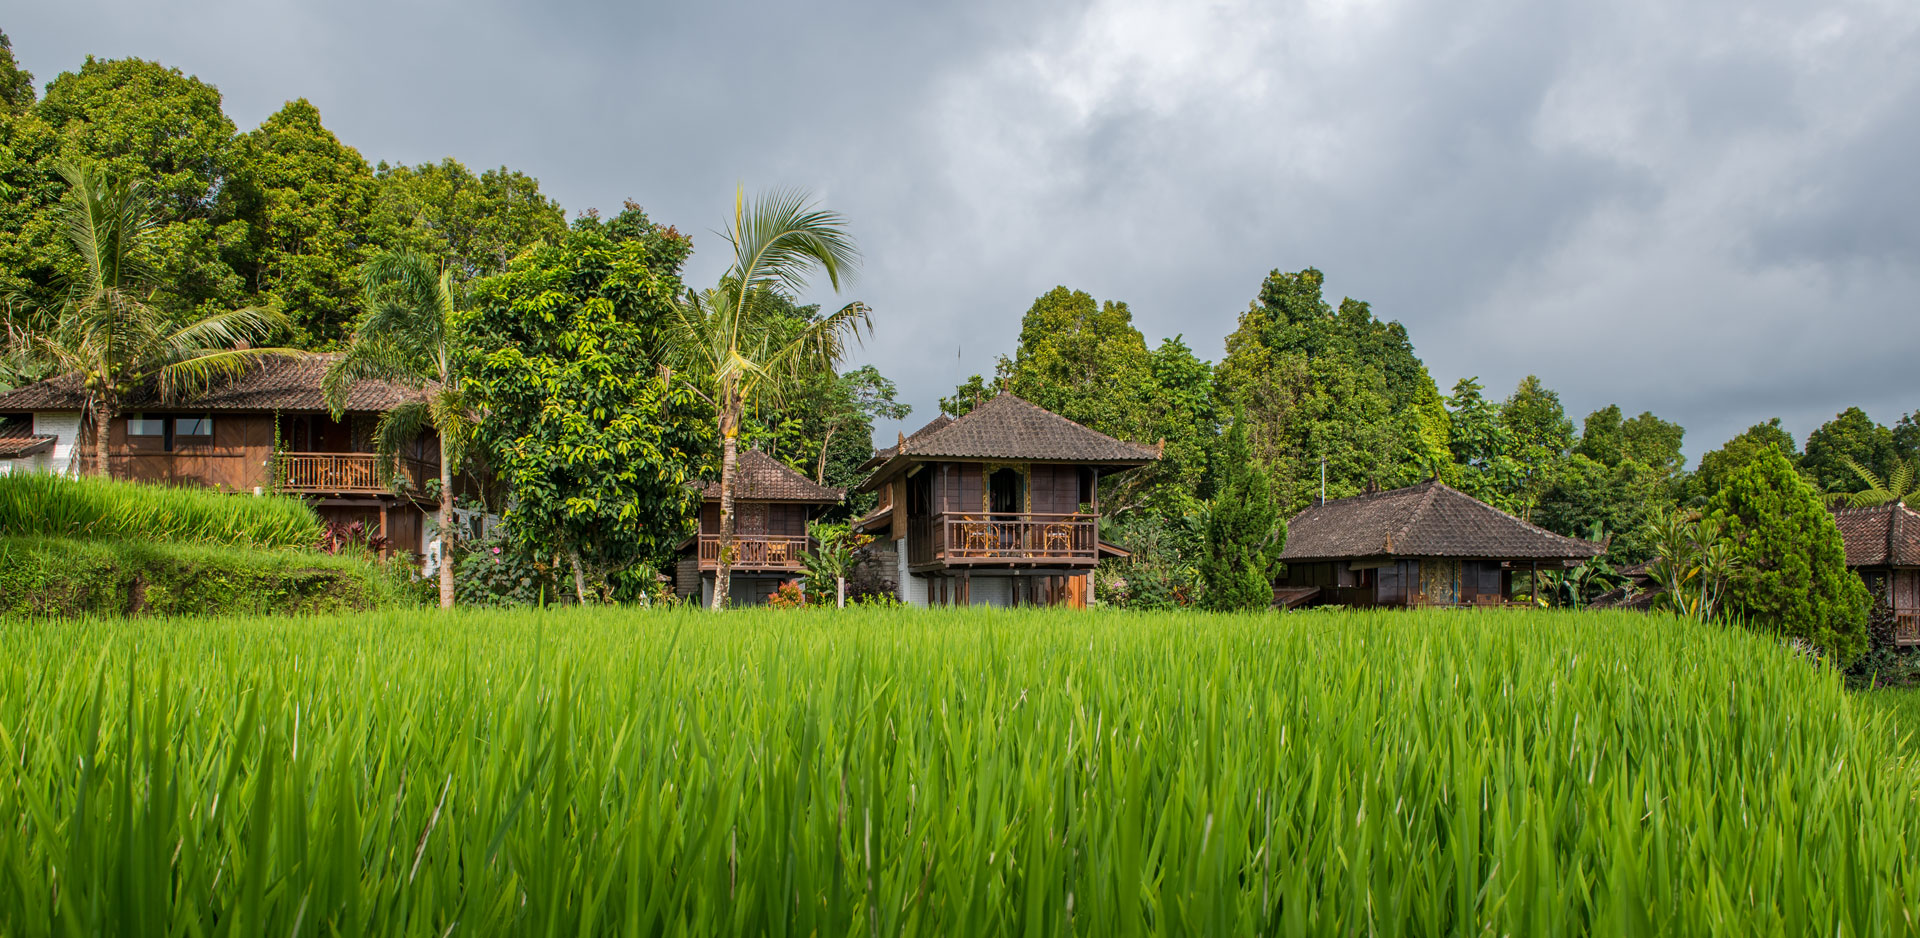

left=11, top=0, right=1919, bottom=460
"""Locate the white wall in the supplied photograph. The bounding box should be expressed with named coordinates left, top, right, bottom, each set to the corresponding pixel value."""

left=895, top=537, right=928, bottom=606
left=968, top=576, right=1013, bottom=608
left=29, top=412, right=82, bottom=475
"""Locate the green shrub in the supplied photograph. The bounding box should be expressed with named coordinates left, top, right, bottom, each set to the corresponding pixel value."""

left=0, top=473, right=324, bottom=549
left=2, top=608, right=1916, bottom=935
left=1199, top=406, right=1283, bottom=610
left=1707, top=447, right=1872, bottom=665
left=0, top=536, right=400, bottom=616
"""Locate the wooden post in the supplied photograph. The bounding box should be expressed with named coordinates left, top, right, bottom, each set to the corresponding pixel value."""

left=378, top=502, right=390, bottom=561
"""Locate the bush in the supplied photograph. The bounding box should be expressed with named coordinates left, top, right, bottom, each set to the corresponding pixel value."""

left=1707, top=448, right=1871, bottom=665
left=0, top=473, right=323, bottom=550
left=1199, top=407, right=1283, bottom=610
left=0, top=535, right=400, bottom=617
left=454, top=536, right=569, bottom=607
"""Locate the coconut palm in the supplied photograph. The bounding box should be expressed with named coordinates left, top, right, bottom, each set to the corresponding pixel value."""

left=13, top=160, right=291, bottom=476
left=1830, top=456, right=1919, bottom=509
left=668, top=189, right=871, bottom=609
left=322, top=251, right=476, bottom=609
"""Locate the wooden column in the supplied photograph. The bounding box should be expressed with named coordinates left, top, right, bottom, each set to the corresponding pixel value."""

left=378, top=501, right=390, bottom=561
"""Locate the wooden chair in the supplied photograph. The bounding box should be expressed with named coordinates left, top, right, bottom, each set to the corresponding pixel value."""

left=1042, top=522, right=1074, bottom=555
left=960, top=517, right=995, bottom=555
left=763, top=539, right=790, bottom=566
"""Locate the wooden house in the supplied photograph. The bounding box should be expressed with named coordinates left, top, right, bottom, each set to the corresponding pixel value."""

left=1275, top=480, right=1603, bottom=608
left=673, top=448, right=846, bottom=606
left=1831, top=503, right=1920, bottom=646
left=851, top=392, right=1159, bottom=608
left=0, top=355, right=458, bottom=557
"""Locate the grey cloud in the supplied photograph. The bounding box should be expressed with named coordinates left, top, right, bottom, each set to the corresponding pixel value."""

left=11, top=0, right=1918, bottom=462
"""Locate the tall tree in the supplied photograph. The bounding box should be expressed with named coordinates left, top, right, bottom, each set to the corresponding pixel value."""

left=941, top=372, right=1000, bottom=417
left=33, top=57, right=245, bottom=319
left=323, top=252, right=475, bottom=609
left=370, top=158, right=566, bottom=281
left=0, top=29, right=34, bottom=114
left=14, top=161, right=289, bottom=476
left=1199, top=407, right=1283, bottom=610
left=1002, top=286, right=1157, bottom=442
left=228, top=99, right=378, bottom=348
left=1708, top=447, right=1871, bottom=666
left=1687, top=418, right=1798, bottom=503
left=666, top=189, right=871, bottom=610
left=1532, top=454, right=1670, bottom=562
left=1500, top=375, right=1574, bottom=511
left=1215, top=268, right=1451, bottom=512
left=1575, top=405, right=1686, bottom=478
left=1446, top=377, right=1523, bottom=512
left=464, top=205, right=707, bottom=600
left=1801, top=407, right=1896, bottom=498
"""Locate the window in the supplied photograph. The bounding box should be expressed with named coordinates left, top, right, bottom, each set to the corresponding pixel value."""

left=128, top=415, right=166, bottom=437
left=176, top=415, right=213, bottom=437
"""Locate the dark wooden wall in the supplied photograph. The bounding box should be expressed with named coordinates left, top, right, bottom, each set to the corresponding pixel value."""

left=106, top=412, right=274, bottom=490
left=700, top=501, right=812, bottom=537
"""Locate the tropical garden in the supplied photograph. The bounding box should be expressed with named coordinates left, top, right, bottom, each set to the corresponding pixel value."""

left=1, top=32, right=1918, bottom=934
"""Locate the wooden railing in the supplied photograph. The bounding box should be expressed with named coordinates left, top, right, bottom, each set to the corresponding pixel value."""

left=697, top=534, right=811, bottom=571
left=1896, top=613, right=1920, bottom=647
left=910, top=512, right=1098, bottom=566
left=277, top=452, right=434, bottom=494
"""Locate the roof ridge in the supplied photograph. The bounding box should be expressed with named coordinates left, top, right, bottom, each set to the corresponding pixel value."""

left=1393, top=479, right=1444, bottom=544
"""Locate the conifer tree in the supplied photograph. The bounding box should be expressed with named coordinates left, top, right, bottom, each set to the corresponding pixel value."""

left=1708, top=447, right=1871, bottom=665
left=1200, top=407, right=1284, bottom=610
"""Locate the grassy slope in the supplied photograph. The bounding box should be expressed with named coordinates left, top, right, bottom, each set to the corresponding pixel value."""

left=1, top=608, right=1916, bottom=936
left=0, top=535, right=406, bottom=616
left=1858, top=686, right=1920, bottom=753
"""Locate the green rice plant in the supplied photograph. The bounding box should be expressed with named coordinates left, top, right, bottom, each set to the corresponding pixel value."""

left=0, top=472, right=323, bottom=550
left=0, top=607, right=1916, bottom=935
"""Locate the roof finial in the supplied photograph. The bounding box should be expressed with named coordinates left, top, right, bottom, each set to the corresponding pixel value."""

left=897, top=431, right=907, bottom=454
left=1155, top=438, right=1165, bottom=456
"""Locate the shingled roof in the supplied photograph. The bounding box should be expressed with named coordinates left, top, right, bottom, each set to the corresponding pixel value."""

left=1280, top=480, right=1603, bottom=562
left=699, top=448, right=845, bottom=503
left=0, top=432, right=54, bottom=458
left=860, top=393, right=1159, bottom=490
left=0, top=355, right=423, bottom=413
left=1830, top=503, right=1920, bottom=567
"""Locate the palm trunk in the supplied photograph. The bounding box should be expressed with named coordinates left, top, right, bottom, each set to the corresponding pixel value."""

left=438, top=439, right=455, bottom=609
left=712, top=401, right=740, bottom=611
left=91, top=401, right=111, bottom=479
left=570, top=549, right=588, bottom=604
left=815, top=425, right=835, bottom=484
left=836, top=576, right=846, bottom=609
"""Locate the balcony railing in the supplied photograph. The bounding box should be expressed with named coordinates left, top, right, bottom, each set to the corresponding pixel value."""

left=277, top=452, right=435, bottom=495
left=908, top=512, right=1098, bottom=567
left=697, top=534, right=812, bottom=571
left=1896, top=613, right=1920, bottom=647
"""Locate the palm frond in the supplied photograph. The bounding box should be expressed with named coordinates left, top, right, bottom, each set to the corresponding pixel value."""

left=372, top=399, right=434, bottom=477
left=155, top=348, right=304, bottom=405
left=728, top=187, right=861, bottom=300
left=323, top=339, right=429, bottom=418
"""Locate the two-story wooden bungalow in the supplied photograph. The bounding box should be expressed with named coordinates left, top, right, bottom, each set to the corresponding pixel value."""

left=852, top=393, right=1160, bottom=608
left=1831, top=503, right=1920, bottom=646
left=673, top=448, right=846, bottom=606
left=0, top=355, right=448, bottom=557
left=1275, top=480, right=1603, bottom=608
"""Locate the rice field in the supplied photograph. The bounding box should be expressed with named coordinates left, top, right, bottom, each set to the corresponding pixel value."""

left=0, top=472, right=324, bottom=549
left=1, top=607, right=1916, bottom=936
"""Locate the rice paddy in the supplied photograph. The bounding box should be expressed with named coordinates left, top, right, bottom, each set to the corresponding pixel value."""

left=1, top=606, right=1915, bottom=935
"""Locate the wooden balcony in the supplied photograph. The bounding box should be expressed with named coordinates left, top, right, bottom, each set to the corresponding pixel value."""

left=908, top=512, right=1098, bottom=569
left=1896, top=613, right=1919, bottom=647
left=277, top=452, right=435, bottom=496
left=697, top=534, right=811, bottom=572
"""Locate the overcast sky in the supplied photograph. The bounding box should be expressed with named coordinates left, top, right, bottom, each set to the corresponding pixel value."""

left=10, top=0, right=1919, bottom=461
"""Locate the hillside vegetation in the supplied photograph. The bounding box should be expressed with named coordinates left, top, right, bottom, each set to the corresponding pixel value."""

left=2, top=607, right=1914, bottom=935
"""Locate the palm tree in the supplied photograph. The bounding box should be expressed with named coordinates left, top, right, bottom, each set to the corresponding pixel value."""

left=1830, top=456, right=1919, bottom=509
left=668, top=189, right=871, bottom=610
left=322, top=251, right=476, bottom=609
left=13, top=160, right=290, bottom=475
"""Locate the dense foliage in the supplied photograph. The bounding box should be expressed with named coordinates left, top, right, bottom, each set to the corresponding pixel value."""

left=3, top=608, right=1917, bottom=934
left=0, top=535, right=393, bottom=616
left=1708, top=448, right=1872, bottom=665
left=463, top=206, right=707, bottom=598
